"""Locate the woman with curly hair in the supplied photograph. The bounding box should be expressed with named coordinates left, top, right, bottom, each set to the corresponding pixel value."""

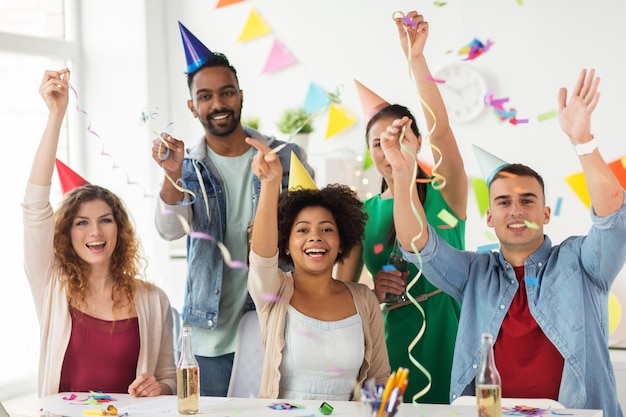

left=23, top=68, right=176, bottom=397
left=244, top=137, right=390, bottom=401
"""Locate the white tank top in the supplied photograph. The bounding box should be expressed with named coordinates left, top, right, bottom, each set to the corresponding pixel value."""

left=278, top=305, right=365, bottom=400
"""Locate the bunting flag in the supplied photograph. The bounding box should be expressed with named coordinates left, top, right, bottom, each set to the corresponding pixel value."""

left=304, top=82, right=331, bottom=114
left=565, top=156, right=626, bottom=208
left=362, top=148, right=373, bottom=170
left=237, top=8, right=272, bottom=42
left=261, top=39, right=297, bottom=74
left=471, top=177, right=489, bottom=217
left=324, top=103, right=356, bottom=139
left=609, top=292, right=622, bottom=335
left=215, top=0, right=246, bottom=8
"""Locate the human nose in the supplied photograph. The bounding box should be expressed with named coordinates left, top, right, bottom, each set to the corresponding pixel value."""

left=508, top=201, right=524, bottom=217
left=89, top=222, right=102, bottom=236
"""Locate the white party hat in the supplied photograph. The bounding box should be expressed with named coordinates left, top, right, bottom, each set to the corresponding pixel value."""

left=472, top=144, right=510, bottom=185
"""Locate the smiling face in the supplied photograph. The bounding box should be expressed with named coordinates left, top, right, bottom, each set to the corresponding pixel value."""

left=187, top=66, right=243, bottom=137
left=486, top=174, right=551, bottom=265
left=70, top=199, right=118, bottom=270
left=367, top=115, right=397, bottom=183
left=287, top=206, right=342, bottom=276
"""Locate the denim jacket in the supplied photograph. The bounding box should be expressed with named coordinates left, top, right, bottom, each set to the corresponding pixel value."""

left=155, top=126, right=314, bottom=330
left=403, top=192, right=626, bottom=417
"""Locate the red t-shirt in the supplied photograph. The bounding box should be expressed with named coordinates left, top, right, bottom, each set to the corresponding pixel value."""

left=494, top=266, right=564, bottom=400
left=59, top=308, right=140, bottom=393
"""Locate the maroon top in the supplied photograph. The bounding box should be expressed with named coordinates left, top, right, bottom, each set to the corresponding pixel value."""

left=59, top=308, right=140, bottom=393
left=495, top=266, right=564, bottom=400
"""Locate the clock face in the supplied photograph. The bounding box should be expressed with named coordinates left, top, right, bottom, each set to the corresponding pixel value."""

left=434, top=62, right=488, bottom=123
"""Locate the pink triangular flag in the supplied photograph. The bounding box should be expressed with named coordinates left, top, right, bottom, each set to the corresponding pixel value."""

left=261, top=39, right=297, bottom=74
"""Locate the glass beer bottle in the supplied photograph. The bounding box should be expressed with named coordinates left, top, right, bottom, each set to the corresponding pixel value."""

left=385, top=242, right=409, bottom=303
left=476, top=333, right=501, bottom=417
left=177, top=326, right=200, bottom=415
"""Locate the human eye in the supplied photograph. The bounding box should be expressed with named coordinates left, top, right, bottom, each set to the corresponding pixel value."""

left=198, top=93, right=211, bottom=101
left=223, top=90, right=235, bottom=97
left=101, top=217, right=114, bottom=224
left=322, top=226, right=334, bottom=233
left=74, top=219, right=87, bottom=226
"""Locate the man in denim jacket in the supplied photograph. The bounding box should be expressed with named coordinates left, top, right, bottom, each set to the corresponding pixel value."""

left=381, top=68, right=625, bottom=416
left=152, top=27, right=313, bottom=396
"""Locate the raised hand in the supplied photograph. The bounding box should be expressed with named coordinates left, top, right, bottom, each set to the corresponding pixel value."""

left=394, top=10, right=428, bottom=60
left=557, top=68, right=600, bottom=145
left=152, top=133, right=184, bottom=174
left=380, top=116, right=420, bottom=174
left=246, top=137, right=283, bottom=183
left=39, top=68, right=70, bottom=116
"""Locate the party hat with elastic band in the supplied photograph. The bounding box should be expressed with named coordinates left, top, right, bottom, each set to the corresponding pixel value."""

left=55, top=158, right=89, bottom=195
left=179, top=21, right=214, bottom=73
left=354, top=79, right=390, bottom=123
left=288, top=152, right=317, bottom=191
left=472, top=144, right=510, bottom=185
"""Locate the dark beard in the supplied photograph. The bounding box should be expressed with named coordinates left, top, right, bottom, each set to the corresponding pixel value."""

left=200, top=111, right=241, bottom=137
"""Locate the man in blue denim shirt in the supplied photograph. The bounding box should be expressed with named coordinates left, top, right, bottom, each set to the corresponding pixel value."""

left=151, top=24, right=313, bottom=396
left=380, top=68, right=625, bottom=416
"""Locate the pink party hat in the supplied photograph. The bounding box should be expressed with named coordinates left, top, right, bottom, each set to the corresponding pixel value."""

left=354, top=79, right=390, bottom=122
left=472, top=144, right=510, bottom=185
left=178, top=21, right=214, bottom=73
left=55, top=158, right=89, bottom=195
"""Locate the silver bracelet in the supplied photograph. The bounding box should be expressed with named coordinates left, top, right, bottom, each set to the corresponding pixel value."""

left=574, top=137, right=598, bottom=155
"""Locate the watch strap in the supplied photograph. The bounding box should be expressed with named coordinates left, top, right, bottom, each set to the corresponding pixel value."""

left=574, top=137, right=598, bottom=155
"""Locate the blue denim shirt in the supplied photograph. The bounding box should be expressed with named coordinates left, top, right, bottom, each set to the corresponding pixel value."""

left=155, top=126, right=314, bottom=330
left=403, top=192, right=626, bottom=417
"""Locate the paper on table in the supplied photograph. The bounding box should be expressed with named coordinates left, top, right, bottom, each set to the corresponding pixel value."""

left=118, top=396, right=229, bottom=415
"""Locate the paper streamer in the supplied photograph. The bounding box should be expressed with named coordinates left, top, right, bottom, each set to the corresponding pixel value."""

left=69, top=83, right=246, bottom=271
left=69, top=83, right=156, bottom=200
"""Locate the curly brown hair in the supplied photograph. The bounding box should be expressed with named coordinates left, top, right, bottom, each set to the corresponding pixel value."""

left=277, top=184, right=368, bottom=267
left=53, top=185, right=148, bottom=317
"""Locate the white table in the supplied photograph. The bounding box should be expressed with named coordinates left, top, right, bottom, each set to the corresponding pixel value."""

left=21, top=393, right=602, bottom=417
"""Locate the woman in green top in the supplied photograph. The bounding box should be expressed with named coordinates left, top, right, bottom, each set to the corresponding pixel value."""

left=337, top=11, right=467, bottom=404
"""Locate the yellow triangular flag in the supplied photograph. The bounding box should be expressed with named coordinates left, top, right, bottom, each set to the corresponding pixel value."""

left=325, top=103, right=356, bottom=139
left=564, top=171, right=590, bottom=209
left=288, top=151, right=317, bottom=190
left=237, top=8, right=272, bottom=42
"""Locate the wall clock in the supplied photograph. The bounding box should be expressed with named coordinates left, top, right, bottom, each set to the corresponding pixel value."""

left=433, top=62, right=488, bottom=123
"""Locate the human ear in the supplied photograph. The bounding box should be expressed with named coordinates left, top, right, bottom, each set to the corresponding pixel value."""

left=187, top=100, right=197, bottom=118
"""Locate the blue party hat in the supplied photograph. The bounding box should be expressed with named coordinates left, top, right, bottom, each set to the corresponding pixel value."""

left=472, top=144, right=510, bottom=185
left=179, top=21, right=214, bottom=73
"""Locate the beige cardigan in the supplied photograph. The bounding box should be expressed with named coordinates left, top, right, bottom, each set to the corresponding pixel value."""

left=22, top=183, right=176, bottom=397
left=248, top=249, right=390, bottom=400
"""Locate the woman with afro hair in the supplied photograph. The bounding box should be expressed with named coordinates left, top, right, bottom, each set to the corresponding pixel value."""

left=245, top=137, right=390, bottom=401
